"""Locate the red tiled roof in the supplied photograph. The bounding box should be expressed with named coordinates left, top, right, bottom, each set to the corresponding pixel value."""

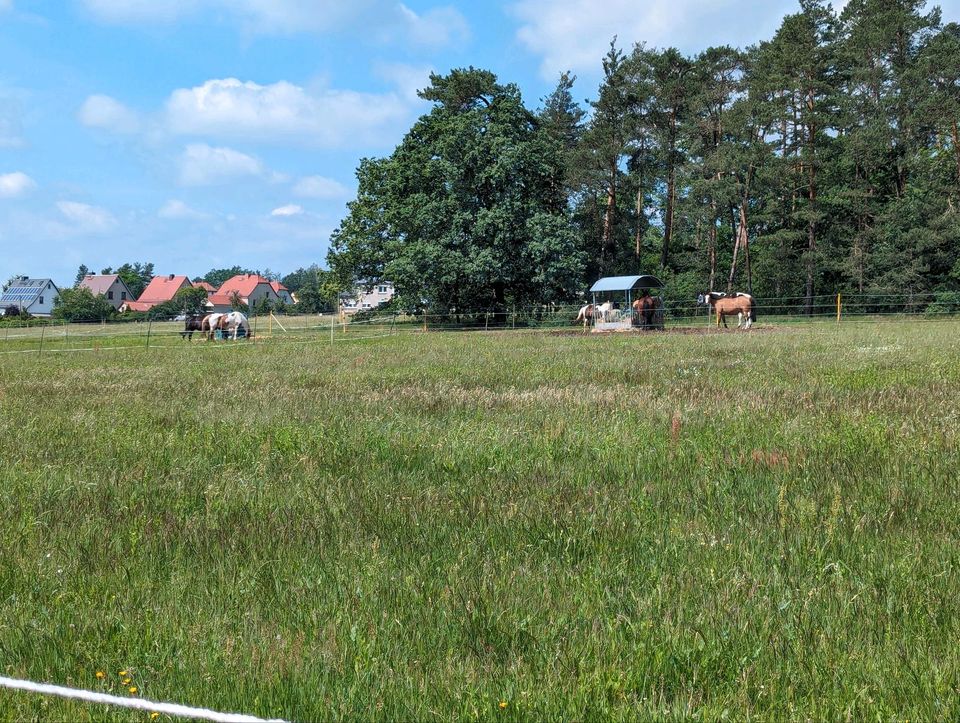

left=78, top=274, right=124, bottom=296
left=270, top=281, right=290, bottom=294
left=218, top=274, right=275, bottom=299
left=121, top=301, right=153, bottom=312
left=195, top=281, right=217, bottom=293
left=137, top=275, right=192, bottom=304
left=206, top=293, right=236, bottom=307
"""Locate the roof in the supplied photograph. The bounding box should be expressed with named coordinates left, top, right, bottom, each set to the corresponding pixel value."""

left=219, top=274, right=276, bottom=299
left=195, top=281, right=217, bottom=293
left=590, top=275, right=664, bottom=293
left=138, top=274, right=192, bottom=304
left=120, top=301, right=153, bottom=312
left=0, top=278, right=58, bottom=306
left=206, top=293, right=236, bottom=307
left=78, top=274, right=128, bottom=296
left=270, top=281, right=290, bottom=294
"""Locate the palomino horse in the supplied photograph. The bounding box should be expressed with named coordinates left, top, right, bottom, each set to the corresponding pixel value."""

left=698, top=291, right=756, bottom=329
left=632, top=293, right=663, bottom=330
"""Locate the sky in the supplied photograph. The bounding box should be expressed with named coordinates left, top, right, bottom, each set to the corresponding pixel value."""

left=1, top=0, right=958, bottom=286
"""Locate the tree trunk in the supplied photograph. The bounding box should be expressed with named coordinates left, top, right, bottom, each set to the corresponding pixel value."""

left=602, top=164, right=617, bottom=269
left=805, top=131, right=817, bottom=315
left=661, top=109, right=677, bottom=269
left=708, top=215, right=717, bottom=292
left=634, top=185, right=644, bottom=259
left=740, top=202, right=752, bottom=296
left=727, top=206, right=740, bottom=294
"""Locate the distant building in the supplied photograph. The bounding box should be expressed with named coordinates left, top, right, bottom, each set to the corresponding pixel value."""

left=120, top=274, right=192, bottom=312
left=270, top=281, right=295, bottom=305
left=0, top=277, right=60, bottom=317
left=77, top=274, right=134, bottom=310
left=341, top=281, right=395, bottom=314
left=194, top=281, right=217, bottom=295
left=216, top=274, right=280, bottom=309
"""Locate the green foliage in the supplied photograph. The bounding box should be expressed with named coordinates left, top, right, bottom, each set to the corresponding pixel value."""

left=99, top=262, right=154, bottom=299
left=52, top=287, right=118, bottom=322
left=202, top=266, right=255, bottom=288
left=329, top=68, right=586, bottom=310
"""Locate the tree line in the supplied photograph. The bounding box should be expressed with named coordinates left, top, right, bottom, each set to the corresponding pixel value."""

left=329, top=0, right=960, bottom=312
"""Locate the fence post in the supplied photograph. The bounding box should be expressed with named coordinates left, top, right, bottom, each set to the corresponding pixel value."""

left=512, top=305, right=515, bottom=330
left=836, top=293, right=842, bottom=324
left=38, top=324, right=45, bottom=357
left=330, top=312, right=334, bottom=345
left=145, top=318, right=153, bottom=349
left=423, top=308, right=428, bottom=333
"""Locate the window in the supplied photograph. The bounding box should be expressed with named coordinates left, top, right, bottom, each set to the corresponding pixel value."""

left=121, top=291, right=127, bottom=300
left=378, top=285, right=388, bottom=293
left=39, top=296, right=44, bottom=304
left=108, top=291, right=114, bottom=300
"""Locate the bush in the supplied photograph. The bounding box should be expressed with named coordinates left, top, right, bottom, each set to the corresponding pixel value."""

left=924, top=291, right=960, bottom=317
left=52, top=288, right=118, bottom=322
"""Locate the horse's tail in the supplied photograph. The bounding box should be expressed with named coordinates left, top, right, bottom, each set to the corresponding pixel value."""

left=750, top=299, right=757, bottom=323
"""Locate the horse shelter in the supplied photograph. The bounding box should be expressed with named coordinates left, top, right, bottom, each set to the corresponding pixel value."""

left=589, top=275, right=665, bottom=331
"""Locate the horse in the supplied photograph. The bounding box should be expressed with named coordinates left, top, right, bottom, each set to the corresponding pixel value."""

left=632, top=293, right=663, bottom=330
left=697, top=291, right=756, bottom=329
left=180, top=315, right=205, bottom=340
left=201, top=313, right=225, bottom=340
left=595, top=301, right=615, bottom=322
left=221, top=311, right=250, bottom=340
left=575, top=304, right=596, bottom=330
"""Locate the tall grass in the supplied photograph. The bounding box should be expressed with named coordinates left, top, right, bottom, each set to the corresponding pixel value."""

left=1, top=322, right=958, bottom=720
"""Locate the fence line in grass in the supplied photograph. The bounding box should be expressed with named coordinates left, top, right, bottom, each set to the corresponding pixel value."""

left=0, top=675, right=287, bottom=723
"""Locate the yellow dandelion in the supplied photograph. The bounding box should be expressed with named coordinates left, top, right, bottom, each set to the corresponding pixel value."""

left=151, top=714, right=159, bottom=720
left=118, top=670, right=128, bottom=676
left=128, top=686, right=138, bottom=695
left=95, top=671, right=105, bottom=680
left=123, top=678, right=132, bottom=685
left=499, top=701, right=508, bottom=710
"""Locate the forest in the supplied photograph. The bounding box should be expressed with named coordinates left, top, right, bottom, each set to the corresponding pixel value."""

left=329, top=0, right=960, bottom=312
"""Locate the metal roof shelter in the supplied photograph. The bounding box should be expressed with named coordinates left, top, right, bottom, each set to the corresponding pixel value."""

left=588, top=274, right=665, bottom=331
left=589, top=275, right=664, bottom=293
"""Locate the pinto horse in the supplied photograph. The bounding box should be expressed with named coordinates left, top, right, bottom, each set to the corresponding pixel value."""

left=201, top=313, right=225, bottom=340
left=575, top=303, right=596, bottom=330
left=221, top=311, right=250, bottom=340
left=632, top=293, right=663, bottom=330
left=698, top=291, right=756, bottom=329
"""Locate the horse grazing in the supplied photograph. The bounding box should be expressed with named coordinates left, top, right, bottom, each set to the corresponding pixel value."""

left=221, top=311, right=250, bottom=340
left=180, top=315, right=205, bottom=340
left=201, top=313, right=225, bottom=340
left=595, top=301, right=615, bottom=322
left=698, top=291, right=756, bottom=329
left=632, top=293, right=663, bottom=330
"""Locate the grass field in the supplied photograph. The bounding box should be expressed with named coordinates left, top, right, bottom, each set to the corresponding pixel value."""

left=1, top=321, right=959, bottom=720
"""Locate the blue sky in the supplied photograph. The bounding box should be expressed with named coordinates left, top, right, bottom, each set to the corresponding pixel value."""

left=1, top=0, right=957, bottom=286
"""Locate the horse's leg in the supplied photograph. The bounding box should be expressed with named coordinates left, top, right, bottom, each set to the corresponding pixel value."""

left=737, top=312, right=744, bottom=329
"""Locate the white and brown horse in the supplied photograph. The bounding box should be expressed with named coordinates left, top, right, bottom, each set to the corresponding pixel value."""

left=698, top=291, right=756, bottom=329
left=575, top=301, right=615, bottom=330
left=632, top=293, right=663, bottom=330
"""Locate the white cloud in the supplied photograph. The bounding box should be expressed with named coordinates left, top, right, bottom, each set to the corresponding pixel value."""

left=292, top=175, right=350, bottom=200
left=0, top=171, right=36, bottom=198
left=164, top=78, right=413, bottom=149
left=512, top=0, right=810, bottom=79
left=374, top=62, right=433, bottom=103
left=56, top=201, right=117, bottom=232
left=78, top=94, right=141, bottom=134
left=79, top=0, right=468, bottom=47
left=178, top=143, right=263, bottom=186
left=158, top=199, right=208, bottom=219
left=270, top=204, right=304, bottom=217
left=0, top=1, right=13, bottom=11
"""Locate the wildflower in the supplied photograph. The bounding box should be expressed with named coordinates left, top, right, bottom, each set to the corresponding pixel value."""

left=499, top=701, right=508, bottom=710
left=123, top=678, right=132, bottom=685
left=95, top=671, right=105, bottom=680
left=151, top=714, right=159, bottom=720
left=129, top=686, right=138, bottom=695
left=118, top=670, right=128, bottom=676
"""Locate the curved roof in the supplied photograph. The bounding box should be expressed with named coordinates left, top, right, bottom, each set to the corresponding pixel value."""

left=590, top=275, right=664, bottom=293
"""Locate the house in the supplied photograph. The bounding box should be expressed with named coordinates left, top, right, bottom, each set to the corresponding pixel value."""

left=341, top=281, right=395, bottom=314
left=120, top=273, right=192, bottom=312
left=78, top=274, right=134, bottom=310
left=270, top=281, right=295, bottom=305
left=194, top=281, right=217, bottom=295
left=0, top=277, right=60, bottom=317
left=216, top=274, right=280, bottom=309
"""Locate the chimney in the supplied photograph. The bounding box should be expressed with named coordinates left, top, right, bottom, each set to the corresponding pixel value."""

left=169, top=273, right=175, bottom=280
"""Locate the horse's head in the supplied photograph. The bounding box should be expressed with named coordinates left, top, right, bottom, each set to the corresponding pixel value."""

left=697, top=293, right=707, bottom=305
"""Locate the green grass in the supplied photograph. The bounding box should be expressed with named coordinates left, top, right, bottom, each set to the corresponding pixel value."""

left=1, top=322, right=959, bottom=720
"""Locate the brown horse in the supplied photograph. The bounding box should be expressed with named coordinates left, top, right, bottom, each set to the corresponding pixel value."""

left=575, top=303, right=596, bottom=331
left=631, top=293, right=663, bottom=330
left=180, top=315, right=205, bottom=340
left=698, top=291, right=756, bottom=329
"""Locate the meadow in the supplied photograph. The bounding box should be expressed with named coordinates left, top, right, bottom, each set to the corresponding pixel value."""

left=1, top=320, right=959, bottom=720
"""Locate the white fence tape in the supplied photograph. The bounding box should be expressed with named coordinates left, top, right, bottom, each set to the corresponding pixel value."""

left=0, top=675, right=288, bottom=722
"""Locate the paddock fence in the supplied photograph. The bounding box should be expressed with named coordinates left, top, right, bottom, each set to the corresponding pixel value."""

left=0, top=291, right=957, bottom=358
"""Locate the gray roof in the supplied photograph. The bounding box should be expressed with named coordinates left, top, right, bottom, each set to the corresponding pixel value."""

left=590, top=275, right=664, bottom=293
left=0, top=278, right=58, bottom=306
